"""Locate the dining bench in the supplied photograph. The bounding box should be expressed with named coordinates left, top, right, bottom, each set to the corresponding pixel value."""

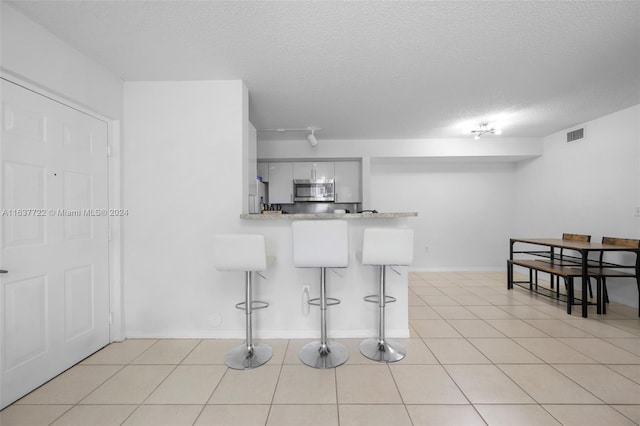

left=507, top=258, right=585, bottom=314
left=507, top=233, right=593, bottom=314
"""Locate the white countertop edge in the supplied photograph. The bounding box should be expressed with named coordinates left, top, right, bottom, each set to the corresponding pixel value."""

left=240, top=212, right=418, bottom=220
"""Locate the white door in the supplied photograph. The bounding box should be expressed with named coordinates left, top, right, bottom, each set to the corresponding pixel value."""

left=0, top=79, right=110, bottom=408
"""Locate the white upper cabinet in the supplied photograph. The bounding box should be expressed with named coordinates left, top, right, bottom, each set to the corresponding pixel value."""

left=257, top=162, right=269, bottom=182
left=292, top=162, right=309, bottom=179
left=293, top=162, right=335, bottom=180
left=314, top=162, right=335, bottom=180
left=334, top=161, right=362, bottom=203
left=268, top=162, right=293, bottom=204
left=248, top=124, right=258, bottom=196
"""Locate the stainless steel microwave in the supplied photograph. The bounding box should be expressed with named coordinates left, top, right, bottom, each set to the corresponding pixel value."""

left=293, top=179, right=335, bottom=202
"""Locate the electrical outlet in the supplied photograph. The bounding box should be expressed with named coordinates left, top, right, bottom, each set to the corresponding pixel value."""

left=635, top=207, right=640, bottom=217
left=301, top=285, right=310, bottom=316
left=425, top=246, right=429, bottom=253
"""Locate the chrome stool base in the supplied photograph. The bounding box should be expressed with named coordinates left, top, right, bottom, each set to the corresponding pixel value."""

left=299, top=340, right=349, bottom=369
left=359, top=338, right=406, bottom=363
left=225, top=343, right=273, bottom=370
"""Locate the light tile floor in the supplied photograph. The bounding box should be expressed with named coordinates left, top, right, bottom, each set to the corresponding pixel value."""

left=2, top=271, right=640, bottom=425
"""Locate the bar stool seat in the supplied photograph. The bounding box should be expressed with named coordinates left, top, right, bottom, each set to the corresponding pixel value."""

left=360, top=227, right=413, bottom=363
left=214, top=234, right=274, bottom=369
left=293, top=220, right=349, bottom=368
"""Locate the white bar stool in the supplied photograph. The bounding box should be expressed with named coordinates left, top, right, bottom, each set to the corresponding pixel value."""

left=292, top=220, right=349, bottom=368
left=360, top=228, right=414, bottom=363
left=214, top=234, right=274, bottom=369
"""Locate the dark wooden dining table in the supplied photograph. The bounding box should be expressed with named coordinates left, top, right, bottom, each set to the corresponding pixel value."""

left=509, top=237, right=640, bottom=317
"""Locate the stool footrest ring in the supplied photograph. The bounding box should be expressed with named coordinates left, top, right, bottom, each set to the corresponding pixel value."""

left=308, top=297, right=341, bottom=307
left=363, top=294, right=397, bottom=304
left=235, top=300, right=269, bottom=311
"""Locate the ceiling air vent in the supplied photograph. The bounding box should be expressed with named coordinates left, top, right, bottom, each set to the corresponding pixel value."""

left=566, top=128, right=584, bottom=143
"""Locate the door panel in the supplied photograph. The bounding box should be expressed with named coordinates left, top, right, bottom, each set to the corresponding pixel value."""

left=0, top=80, right=110, bottom=408
left=4, top=275, right=47, bottom=369
left=2, top=102, right=47, bottom=143
left=63, top=122, right=93, bottom=153
left=3, top=162, right=46, bottom=246
left=64, top=265, right=94, bottom=341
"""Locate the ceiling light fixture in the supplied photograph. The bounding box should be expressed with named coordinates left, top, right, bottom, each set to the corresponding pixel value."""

left=258, top=127, right=322, bottom=147
left=470, top=122, right=502, bottom=140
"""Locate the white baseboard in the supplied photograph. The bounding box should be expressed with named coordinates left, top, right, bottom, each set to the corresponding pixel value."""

left=409, top=267, right=505, bottom=272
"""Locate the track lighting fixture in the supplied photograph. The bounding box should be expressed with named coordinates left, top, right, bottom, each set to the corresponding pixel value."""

left=307, top=129, right=318, bottom=147
left=470, top=122, right=502, bottom=140
left=258, top=127, right=321, bottom=147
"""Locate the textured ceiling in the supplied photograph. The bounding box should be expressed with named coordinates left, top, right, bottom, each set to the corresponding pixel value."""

left=7, top=0, right=640, bottom=140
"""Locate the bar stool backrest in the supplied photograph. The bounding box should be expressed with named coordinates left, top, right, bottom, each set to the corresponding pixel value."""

left=292, top=220, right=349, bottom=268
left=214, top=234, right=268, bottom=271
left=362, top=228, right=414, bottom=266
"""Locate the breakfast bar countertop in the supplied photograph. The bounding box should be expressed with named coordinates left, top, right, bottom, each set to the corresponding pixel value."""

left=240, top=211, right=418, bottom=220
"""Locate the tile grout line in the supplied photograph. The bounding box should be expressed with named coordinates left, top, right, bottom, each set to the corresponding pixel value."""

left=188, top=339, right=222, bottom=425
left=265, top=338, right=290, bottom=426
left=384, top=363, right=415, bottom=425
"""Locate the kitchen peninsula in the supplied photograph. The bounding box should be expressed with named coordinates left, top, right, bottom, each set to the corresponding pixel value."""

left=237, top=211, right=417, bottom=339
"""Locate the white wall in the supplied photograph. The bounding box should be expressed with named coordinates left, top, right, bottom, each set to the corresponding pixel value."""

left=514, top=104, right=640, bottom=307
left=0, top=3, right=123, bottom=120
left=371, top=159, right=516, bottom=270
left=123, top=81, right=247, bottom=337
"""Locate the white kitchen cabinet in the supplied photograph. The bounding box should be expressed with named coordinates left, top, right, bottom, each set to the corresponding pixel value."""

left=293, top=162, right=310, bottom=179
left=334, top=161, right=361, bottom=203
left=248, top=124, right=258, bottom=196
left=293, top=161, right=334, bottom=180
left=314, top=162, right=335, bottom=180
left=257, top=162, right=269, bottom=182
left=268, top=162, right=293, bottom=204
